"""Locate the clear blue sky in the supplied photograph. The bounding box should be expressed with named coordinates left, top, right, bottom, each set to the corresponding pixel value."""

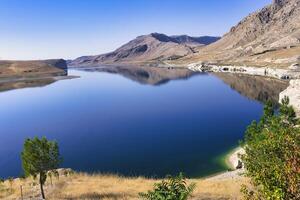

left=0, top=0, right=271, bottom=60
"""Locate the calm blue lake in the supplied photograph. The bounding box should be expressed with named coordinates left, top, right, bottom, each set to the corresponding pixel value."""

left=0, top=67, right=280, bottom=179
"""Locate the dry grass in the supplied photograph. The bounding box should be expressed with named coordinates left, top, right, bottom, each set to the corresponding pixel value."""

left=0, top=171, right=249, bottom=200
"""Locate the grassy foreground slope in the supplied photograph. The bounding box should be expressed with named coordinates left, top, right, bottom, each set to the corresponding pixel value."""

left=1, top=171, right=249, bottom=200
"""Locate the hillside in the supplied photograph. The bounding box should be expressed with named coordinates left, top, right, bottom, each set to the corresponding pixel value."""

left=0, top=170, right=248, bottom=200
left=0, top=59, right=67, bottom=79
left=69, top=33, right=220, bottom=67
left=174, top=0, right=300, bottom=68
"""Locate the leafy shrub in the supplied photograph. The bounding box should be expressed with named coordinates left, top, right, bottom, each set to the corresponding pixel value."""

left=241, top=98, right=300, bottom=199
left=139, top=173, right=195, bottom=200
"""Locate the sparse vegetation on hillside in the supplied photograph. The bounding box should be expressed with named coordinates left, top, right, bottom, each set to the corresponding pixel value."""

left=241, top=97, right=300, bottom=199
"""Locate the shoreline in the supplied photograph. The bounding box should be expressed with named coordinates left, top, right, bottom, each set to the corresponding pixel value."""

left=224, top=147, right=245, bottom=170
left=188, top=63, right=300, bottom=80
left=204, top=146, right=245, bottom=181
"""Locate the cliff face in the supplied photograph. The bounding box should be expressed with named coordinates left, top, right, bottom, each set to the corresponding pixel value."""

left=69, top=33, right=220, bottom=67
left=175, top=0, right=300, bottom=68
left=214, top=0, right=298, bottom=50
left=0, top=59, right=67, bottom=79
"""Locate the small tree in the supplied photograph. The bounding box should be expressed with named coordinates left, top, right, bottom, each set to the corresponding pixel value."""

left=47, top=171, right=53, bottom=186
left=53, top=170, right=60, bottom=180
left=21, top=137, right=62, bottom=199
left=260, top=100, right=274, bottom=125
left=63, top=170, right=69, bottom=177
left=139, top=173, right=196, bottom=200
left=279, top=96, right=297, bottom=125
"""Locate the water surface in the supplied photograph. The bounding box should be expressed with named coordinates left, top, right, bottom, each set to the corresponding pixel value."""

left=0, top=67, right=287, bottom=178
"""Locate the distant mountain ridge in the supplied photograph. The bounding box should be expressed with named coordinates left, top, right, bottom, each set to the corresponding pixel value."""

left=70, top=0, right=300, bottom=68
left=69, top=33, right=220, bottom=67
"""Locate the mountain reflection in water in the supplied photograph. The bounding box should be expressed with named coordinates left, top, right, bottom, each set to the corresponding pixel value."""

left=0, top=66, right=288, bottom=105
left=78, top=66, right=199, bottom=86
left=213, top=72, right=288, bottom=105
left=0, top=78, right=57, bottom=93
left=79, top=66, right=288, bottom=104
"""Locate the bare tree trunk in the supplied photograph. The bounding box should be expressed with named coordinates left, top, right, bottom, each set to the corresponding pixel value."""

left=39, top=173, right=45, bottom=199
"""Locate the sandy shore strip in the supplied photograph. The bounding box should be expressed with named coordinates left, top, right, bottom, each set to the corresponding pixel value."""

left=206, top=147, right=245, bottom=181
left=225, top=147, right=245, bottom=170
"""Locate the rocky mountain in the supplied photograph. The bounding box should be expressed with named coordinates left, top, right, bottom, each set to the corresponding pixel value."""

left=69, top=33, right=220, bottom=67
left=176, top=0, right=300, bottom=68
left=0, top=59, right=67, bottom=79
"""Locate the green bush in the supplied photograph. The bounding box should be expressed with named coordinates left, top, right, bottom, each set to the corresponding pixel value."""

left=139, top=173, right=195, bottom=200
left=241, top=97, right=300, bottom=199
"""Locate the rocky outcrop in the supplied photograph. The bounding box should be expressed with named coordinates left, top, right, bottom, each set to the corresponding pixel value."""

left=69, top=33, right=220, bottom=67
left=279, top=79, right=300, bottom=115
